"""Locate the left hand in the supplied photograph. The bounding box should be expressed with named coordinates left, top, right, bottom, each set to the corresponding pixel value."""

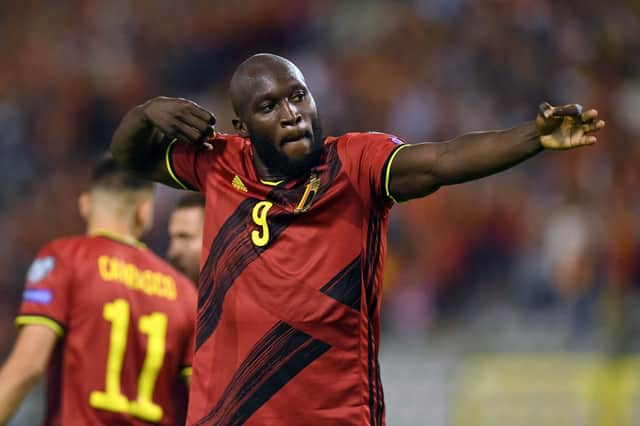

left=536, top=102, right=605, bottom=149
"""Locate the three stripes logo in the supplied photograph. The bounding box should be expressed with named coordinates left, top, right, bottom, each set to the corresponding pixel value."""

left=232, top=175, right=248, bottom=193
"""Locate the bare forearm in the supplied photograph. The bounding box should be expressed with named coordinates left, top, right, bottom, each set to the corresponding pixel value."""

left=433, top=121, right=541, bottom=185
left=110, top=106, right=167, bottom=176
left=0, top=363, right=40, bottom=425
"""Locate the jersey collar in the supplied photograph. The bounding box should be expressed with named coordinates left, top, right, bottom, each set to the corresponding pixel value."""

left=91, top=229, right=147, bottom=249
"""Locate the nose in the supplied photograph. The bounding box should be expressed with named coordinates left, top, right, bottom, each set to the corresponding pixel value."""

left=280, top=101, right=302, bottom=127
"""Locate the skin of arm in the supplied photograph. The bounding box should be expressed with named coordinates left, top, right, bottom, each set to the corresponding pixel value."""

left=111, top=106, right=175, bottom=187
left=0, top=326, right=58, bottom=426
left=111, top=97, right=216, bottom=188
left=389, top=104, right=605, bottom=201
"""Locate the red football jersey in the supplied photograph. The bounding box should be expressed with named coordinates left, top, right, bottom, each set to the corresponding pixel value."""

left=168, top=132, right=407, bottom=425
left=16, top=233, right=197, bottom=426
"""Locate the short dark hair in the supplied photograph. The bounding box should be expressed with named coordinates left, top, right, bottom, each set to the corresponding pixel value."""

left=91, top=154, right=154, bottom=192
left=175, top=192, right=205, bottom=209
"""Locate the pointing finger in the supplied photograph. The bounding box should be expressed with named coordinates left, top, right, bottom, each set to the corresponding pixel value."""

left=582, top=119, right=605, bottom=133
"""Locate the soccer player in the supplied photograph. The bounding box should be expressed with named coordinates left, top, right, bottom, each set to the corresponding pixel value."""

left=0, top=156, right=197, bottom=426
left=111, top=54, right=605, bottom=425
left=167, top=193, right=205, bottom=284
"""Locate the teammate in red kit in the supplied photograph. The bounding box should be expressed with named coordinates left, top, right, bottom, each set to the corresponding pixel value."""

left=111, top=54, right=605, bottom=425
left=0, top=156, right=197, bottom=426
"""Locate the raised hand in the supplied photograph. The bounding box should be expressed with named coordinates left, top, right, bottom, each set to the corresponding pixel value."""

left=142, top=97, right=216, bottom=148
left=536, top=102, right=605, bottom=149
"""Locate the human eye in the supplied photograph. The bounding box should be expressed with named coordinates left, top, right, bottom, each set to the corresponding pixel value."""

left=260, top=102, right=275, bottom=113
left=291, top=90, right=306, bottom=102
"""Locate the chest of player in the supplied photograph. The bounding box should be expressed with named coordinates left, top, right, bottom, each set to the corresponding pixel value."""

left=201, top=164, right=366, bottom=280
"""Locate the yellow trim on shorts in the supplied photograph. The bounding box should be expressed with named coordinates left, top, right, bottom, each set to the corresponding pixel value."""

left=165, top=138, right=190, bottom=190
left=180, top=366, right=193, bottom=378
left=15, top=315, right=64, bottom=337
left=384, top=144, right=411, bottom=204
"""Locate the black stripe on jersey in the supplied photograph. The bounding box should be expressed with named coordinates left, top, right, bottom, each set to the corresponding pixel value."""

left=316, top=141, right=342, bottom=199
left=195, top=257, right=361, bottom=425
left=319, top=255, right=361, bottom=310
left=196, top=199, right=295, bottom=350
left=367, top=321, right=377, bottom=426
left=364, top=212, right=384, bottom=425
left=196, top=143, right=345, bottom=350
left=195, top=322, right=331, bottom=426
left=376, top=347, right=385, bottom=425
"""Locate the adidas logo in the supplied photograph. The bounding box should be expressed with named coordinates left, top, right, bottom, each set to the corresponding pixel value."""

left=232, top=175, right=248, bottom=192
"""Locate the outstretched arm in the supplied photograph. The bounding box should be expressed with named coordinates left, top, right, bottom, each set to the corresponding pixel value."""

left=0, top=325, right=57, bottom=425
left=111, top=97, right=216, bottom=188
left=388, top=103, right=605, bottom=201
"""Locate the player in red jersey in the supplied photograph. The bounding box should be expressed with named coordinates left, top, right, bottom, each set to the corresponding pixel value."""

left=167, top=193, right=206, bottom=285
left=111, top=54, right=605, bottom=425
left=0, top=156, right=197, bottom=426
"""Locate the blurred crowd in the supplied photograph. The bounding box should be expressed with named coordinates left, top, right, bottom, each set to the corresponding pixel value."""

left=1, top=0, right=639, bottom=359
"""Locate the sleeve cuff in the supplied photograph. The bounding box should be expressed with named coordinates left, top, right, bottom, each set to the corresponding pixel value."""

left=165, top=138, right=193, bottom=190
left=16, top=315, right=65, bottom=337
left=384, top=144, right=411, bottom=204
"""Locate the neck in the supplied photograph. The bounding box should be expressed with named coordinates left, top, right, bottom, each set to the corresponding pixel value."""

left=86, top=219, right=141, bottom=242
left=251, top=146, right=289, bottom=182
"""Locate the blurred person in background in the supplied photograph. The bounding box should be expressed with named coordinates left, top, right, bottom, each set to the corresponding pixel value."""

left=167, top=192, right=205, bottom=285
left=0, top=156, right=197, bottom=426
left=111, top=53, right=604, bottom=425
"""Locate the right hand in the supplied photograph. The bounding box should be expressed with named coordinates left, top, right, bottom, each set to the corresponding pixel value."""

left=141, top=97, right=216, bottom=148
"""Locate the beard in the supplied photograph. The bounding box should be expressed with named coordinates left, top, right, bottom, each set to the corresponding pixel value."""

left=250, top=116, right=324, bottom=179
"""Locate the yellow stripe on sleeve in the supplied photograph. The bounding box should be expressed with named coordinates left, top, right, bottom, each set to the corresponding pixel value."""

left=165, top=138, right=190, bottom=190
left=15, top=315, right=64, bottom=337
left=384, top=144, right=411, bottom=204
left=180, top=366, right=193, bottom=378
left=260, top=179, right=285, bottom=187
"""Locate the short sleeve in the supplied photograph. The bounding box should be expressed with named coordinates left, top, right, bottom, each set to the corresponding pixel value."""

left=337, top=132, right=410, bottom=209
left=15, top=243, right=74, bottom=337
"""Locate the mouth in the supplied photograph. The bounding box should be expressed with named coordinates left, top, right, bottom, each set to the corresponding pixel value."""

left=281, top=130, right=312, bottom=147
left=280, top=130, right=313, bottom=160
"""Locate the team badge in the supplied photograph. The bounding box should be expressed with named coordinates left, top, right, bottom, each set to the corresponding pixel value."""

left=26, top=256, right=56, bottom=285
left=389, top=135, right=404, bottom=145
left=295, top=173, right=321, bottom=213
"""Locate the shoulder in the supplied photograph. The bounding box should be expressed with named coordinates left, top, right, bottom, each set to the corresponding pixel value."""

left=35, top=235, right=88, bottom=259
left=330, top=132, right=407, bottom=162
left=330, top=132, right=406, bottom=148
left=25, top=236, right=86, bottom=284
left=344, top=131, right=405, bottom=143
left=207, top=132, right=249, bottom=154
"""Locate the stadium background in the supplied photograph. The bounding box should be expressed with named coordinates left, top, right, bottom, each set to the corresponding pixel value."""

left=1, top=0, right=638, bottom=424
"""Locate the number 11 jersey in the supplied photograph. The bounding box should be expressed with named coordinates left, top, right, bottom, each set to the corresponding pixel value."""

left=16, top=233, right=197, bottom=426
